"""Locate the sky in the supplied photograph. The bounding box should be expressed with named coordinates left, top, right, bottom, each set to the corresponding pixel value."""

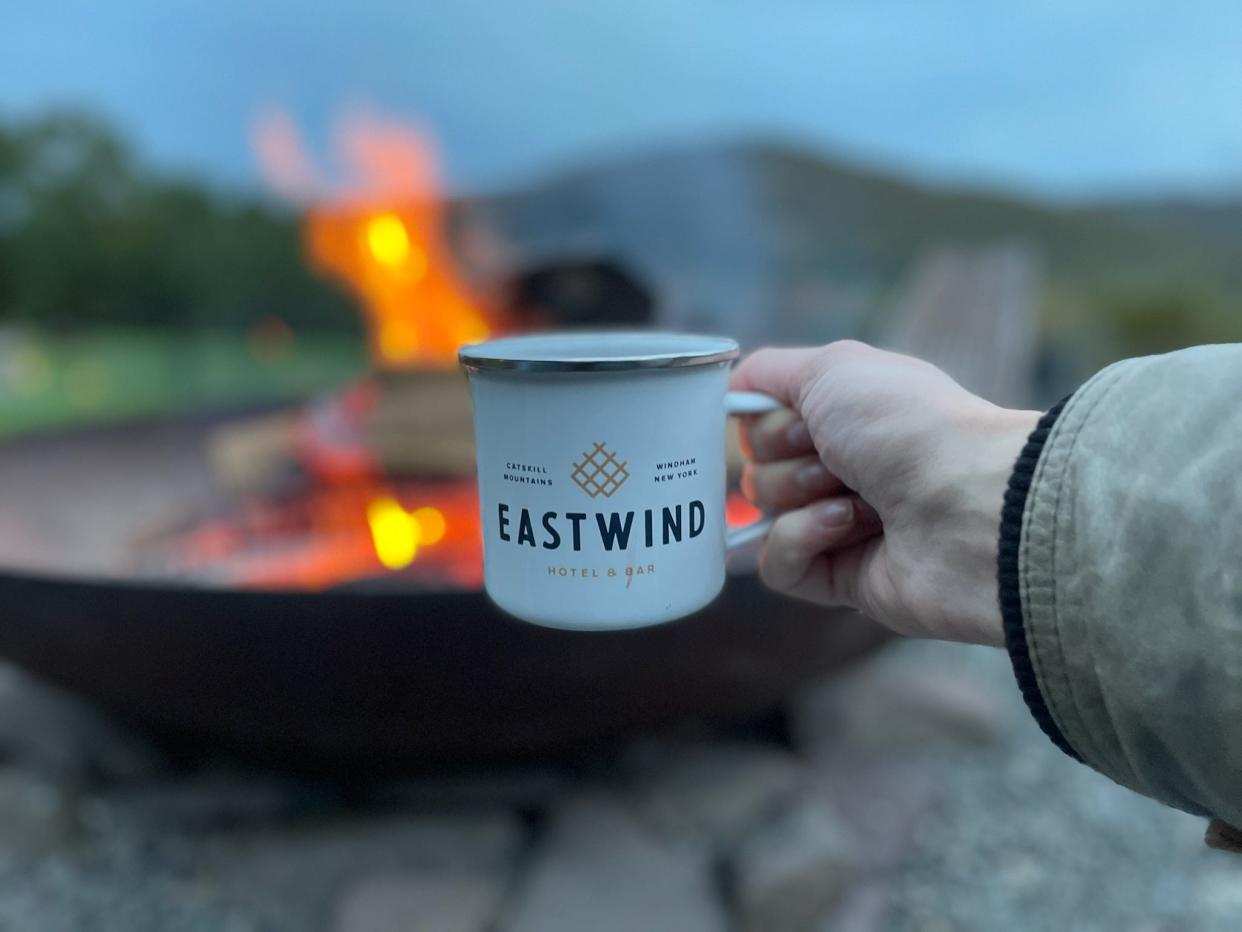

left=3, top=0, right=1241, bottom=200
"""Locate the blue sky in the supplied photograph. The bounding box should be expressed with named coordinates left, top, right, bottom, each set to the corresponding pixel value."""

left=4, top=0, right=1241, bottom=199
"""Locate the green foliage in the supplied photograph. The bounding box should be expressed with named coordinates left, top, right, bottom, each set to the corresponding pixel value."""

left=0, top=111, right=359, bottom=334
left=1097, top=286, right=1242, bottom=359
left=0, top=327, right=365, bottom=436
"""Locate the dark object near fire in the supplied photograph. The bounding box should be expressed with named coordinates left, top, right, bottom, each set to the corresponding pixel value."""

left=504, top=259, right=654, bottom=330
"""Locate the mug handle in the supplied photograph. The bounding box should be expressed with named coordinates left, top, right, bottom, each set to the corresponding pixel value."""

left=723, top=391, right=783, bottom=550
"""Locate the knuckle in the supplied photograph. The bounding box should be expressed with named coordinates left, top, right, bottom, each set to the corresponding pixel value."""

left=768, top=511, right=812, bottom=559
left=817, top=339, right=868, bottom=366
left=757, top=550, right=783, bottom=590
left=759, top=528, right=792, bottom=582
left=758, top=542, right=798, bottom=592
left=794, top=341, right=868, bottom=407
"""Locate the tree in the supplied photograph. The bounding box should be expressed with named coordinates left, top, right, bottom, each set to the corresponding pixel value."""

left=0, top=111, right=358, bottom=335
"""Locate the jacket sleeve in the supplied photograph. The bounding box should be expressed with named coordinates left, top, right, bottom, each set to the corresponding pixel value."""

left=998, top=344, right=1242, bottom=834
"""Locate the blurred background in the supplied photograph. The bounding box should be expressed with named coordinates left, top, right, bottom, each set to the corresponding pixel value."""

left=1, top=3, right=1240, bottom=931
left=4, top=0, right=1242, bottom=436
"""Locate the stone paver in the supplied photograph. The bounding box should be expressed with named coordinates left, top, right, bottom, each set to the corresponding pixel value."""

left=727, top=797, right=855, bottom=932
left=626, top=739, right=801, bottom=844
left=334, top=871, right=506, bottom=932
left=360, top=766, right=573, bottom=811
left=0, top=663, right=166, bottom=780
left=500, top=792, right=725, bottom=932
left=0, top=767, right=75, bottom=853
left=186, top=812, right=523, bottom=932
left=86, top=769, right=311, bottom=831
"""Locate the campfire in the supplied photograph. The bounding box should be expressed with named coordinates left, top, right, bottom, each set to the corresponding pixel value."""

left=0, top=111, right=890, bottom=770
left=153, top=110, right=760, bottom=591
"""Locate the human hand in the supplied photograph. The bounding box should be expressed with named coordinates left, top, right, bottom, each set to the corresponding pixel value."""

left=731, top=341, right=1040, bottom=646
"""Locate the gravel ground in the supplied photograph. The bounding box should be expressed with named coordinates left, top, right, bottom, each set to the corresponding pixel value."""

left=871, top=641, right=1236, bottom=932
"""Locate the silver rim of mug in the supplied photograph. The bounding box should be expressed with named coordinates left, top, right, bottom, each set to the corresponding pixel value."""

left=458, top=331, right=740, bottom=373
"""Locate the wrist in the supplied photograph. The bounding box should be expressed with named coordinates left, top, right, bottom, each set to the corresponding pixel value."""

left=941, top=407, right=1041, bottom=647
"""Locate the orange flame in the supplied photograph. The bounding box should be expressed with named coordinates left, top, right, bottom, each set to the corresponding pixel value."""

left=254, top=110, right=491, bottom=368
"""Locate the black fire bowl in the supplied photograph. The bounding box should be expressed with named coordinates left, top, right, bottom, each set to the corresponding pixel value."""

left=0, top=568, right=887, bottom=769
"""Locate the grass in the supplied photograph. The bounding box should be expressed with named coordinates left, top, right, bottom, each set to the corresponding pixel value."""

left=0, top=325, right=366, bottom=437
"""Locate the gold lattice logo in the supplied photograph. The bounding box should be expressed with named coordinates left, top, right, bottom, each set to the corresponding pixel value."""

left=570, top=442, right=630, bottom=498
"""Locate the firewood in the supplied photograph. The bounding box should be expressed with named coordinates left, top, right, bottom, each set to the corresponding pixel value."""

left=365, top=368, right=477, bottom=476
left=207, top=411, right=300, bottom=494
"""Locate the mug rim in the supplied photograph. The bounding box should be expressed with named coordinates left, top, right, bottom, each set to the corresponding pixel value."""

left=458, top=330, right=739, bottom=373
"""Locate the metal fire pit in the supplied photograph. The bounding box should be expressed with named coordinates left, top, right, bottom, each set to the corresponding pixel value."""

left=0, top=409, right=887, bottom=768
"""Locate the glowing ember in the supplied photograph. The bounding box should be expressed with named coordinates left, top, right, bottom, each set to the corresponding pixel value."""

left=367, top=496, right=420, bottom=569
left=254, top=111, right=492, bottom=368
left=163, top=481, right=482, bottom=590
left=412, top=505, right=448, bottom=544
left=366, top=497, right=448, bottom=570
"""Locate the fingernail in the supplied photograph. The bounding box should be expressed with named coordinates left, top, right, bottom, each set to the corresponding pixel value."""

left=797, top=461, right=833, bottom=491
left=817, top=499, right=853, bottom=527
left=786, top=421, right=811, bottom=448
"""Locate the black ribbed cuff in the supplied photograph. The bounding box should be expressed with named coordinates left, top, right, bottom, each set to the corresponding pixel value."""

left=997, top=399, right=1083, bottom=763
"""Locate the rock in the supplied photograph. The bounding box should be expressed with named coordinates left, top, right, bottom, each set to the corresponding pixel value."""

left=0, top=663, right=166, bottom=780
left=501, top=792, right=725, bottom=932
left=200, top=811, right=524, bottom=931
left=334, top=871, right=506, bottom=932
left=727, top=797, right=856, bottom=932
left=814, top=879, right=897, bottom=932
left=803, top=744, right=943, bottom=873
left=84, top=770, right=318, bottom=832
left=793, top=648, right=1005, bottom=756
left=361, top=766, right=572, bottom=811
left=626, top=740, right=801, bottom=844
left=0, top=766, right=76, bottom=852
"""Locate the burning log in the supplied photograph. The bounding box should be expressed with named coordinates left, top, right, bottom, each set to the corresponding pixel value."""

left=364, top=369, right=475, bottom=476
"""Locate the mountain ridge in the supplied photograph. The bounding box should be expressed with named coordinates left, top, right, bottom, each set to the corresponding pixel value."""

left=478, top=136, right=1242, bottom=301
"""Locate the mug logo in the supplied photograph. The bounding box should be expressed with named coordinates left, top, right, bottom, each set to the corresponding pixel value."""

left=570, top=442, right=630, bottom=498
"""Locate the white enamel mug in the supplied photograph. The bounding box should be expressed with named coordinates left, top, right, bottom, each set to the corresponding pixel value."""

left=459, top=331, right=779, bottom=630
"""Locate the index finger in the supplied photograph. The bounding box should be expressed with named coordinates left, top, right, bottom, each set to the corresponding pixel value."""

left=729, top=347, right=826, bottom=408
